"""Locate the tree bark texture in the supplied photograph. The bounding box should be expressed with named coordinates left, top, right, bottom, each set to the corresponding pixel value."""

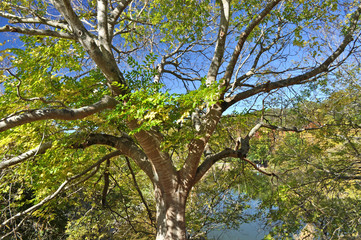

left=155, top=186, right=188, bottom=240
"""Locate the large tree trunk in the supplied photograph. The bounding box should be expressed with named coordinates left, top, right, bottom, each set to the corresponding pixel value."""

left=155, top=186, right=189, bottom=240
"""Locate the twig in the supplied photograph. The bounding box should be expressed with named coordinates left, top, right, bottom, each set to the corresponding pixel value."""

left=6, top=69, right=68, bottom=108
left=241, top=157, right=278, bottom=178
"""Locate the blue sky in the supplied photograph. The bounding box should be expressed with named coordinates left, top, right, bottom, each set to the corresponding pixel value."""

left=0, top=17, right=21, bottom=51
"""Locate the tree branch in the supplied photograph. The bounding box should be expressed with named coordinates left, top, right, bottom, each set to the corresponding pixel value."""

left=260, top=123, right=325, bottom=132
left=194, top=148, right=237, bottom=183
left=0, top=95, right=118, bottom=132
left=127, top=120, right=175, bottom=192
left=223, top=0, right=282, bottom=87
left=241, top=157, right=277, bottom=178
left=97, top=0, right=111, bottom=51
left=223, top=3, right=361, bottom=110
left=230, top=21, right=286, bottom=92
left=194, top=149, right=278, bottom=183
left=0, top=11, right=70, bottom=31
left=7, top=69, right=68, bottom=108
left=101, top=159, right=111, bottom=207
left=108, top=0, right=133, bottom=37
left=0, top=142, right=52, bottom=170
left=0, top=25, right=75, bottom=40
left=77, top=133, right=154, bottom=180
left=206, top=0, right=230, bottom=85
left=50, top=0, right=127, bottom=95
left=125, top=156, right=155, bottom=226
left=0, top=150, right=120, bottom=230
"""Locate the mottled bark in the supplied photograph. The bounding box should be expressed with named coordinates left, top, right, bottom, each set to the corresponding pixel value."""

left=155, top=186, right=188, bottom=240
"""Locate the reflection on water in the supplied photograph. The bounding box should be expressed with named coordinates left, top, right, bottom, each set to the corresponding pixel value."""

left=207, top=200, right=270, bottom=240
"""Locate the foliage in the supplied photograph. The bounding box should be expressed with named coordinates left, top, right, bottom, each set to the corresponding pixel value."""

left=245, top=82, right=361, bottom=239
left=0, top=0, right=361, bottom=239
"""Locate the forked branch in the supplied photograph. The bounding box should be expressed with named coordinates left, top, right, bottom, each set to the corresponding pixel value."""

left=76, top=133, right=154, bottom=180
left=224, top=3, right=361, bottom=109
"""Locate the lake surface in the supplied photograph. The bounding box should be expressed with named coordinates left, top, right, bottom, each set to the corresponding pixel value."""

left=207, top=200, right=270, bottom=240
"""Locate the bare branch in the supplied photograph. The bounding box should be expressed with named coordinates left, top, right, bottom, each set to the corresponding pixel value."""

left=0, top=216, right=29, bottom=240
left=225, top=3, right=361, bottom=110
left=50, top=0, right=127, bottom=95
left=223, top=3, right=361, bottom=110
left=0, top=95, right=118, bottom=132
left=108, top=0, right=133, bottom=37
left=101, top=159, right=111, bottom=207
left=50, top=0, right=90, bottom=38
left=223, top=0, right=282, bottom=86
left=194, top=147, right=278, bottom=183
left=230, top=21, right=286, bottom=92
left=163, top=69, right=201, bottom=82
left=260, top=123, right=325, bottom=133
left=241, top=157, right=278, bottom=178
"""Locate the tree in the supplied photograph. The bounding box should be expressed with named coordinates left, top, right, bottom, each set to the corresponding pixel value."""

left=265, top=82, right=361, bottom=239
left=1, top=0, right=361, bottom=239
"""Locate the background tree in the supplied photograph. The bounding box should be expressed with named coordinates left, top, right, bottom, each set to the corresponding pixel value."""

left=1, top=0, right=361, bottom=239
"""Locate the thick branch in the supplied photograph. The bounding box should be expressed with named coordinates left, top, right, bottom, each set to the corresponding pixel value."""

left=0, top=142, right=52, bottom=170
left=0, top=25, right=75, bottom=40
left=78, top=133, right=154, bottom=180
left=127, top=120, right=175, bottom=192
left=0, top=95, right=117, bottom=132
left=108, top=0, right=132, bottom=37
left=180, top=102, right=223, bottom=189
left=0, top=11, right=70, bottom=30
left=206, top=0, right=230, bottom=85
left=50, top=0, right=126, bottom=95
left=187, top=1, right=282, bottom=185
left=97, top=0, right=111, bottom=51
left=194, top=148, right=237, bottom=183
left=234, top=122, right=263, bottom=159
left=50, top=0, right=90, bottom=37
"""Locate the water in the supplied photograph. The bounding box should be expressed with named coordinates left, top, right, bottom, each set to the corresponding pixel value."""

left=207, top=221, right=269, bottom=240
left=207, top=200, right=270, bottom=240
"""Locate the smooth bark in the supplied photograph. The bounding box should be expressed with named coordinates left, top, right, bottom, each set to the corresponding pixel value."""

left=0, top=142, right=52, bottom=170
left=0, top=96, right=117, bottom=132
